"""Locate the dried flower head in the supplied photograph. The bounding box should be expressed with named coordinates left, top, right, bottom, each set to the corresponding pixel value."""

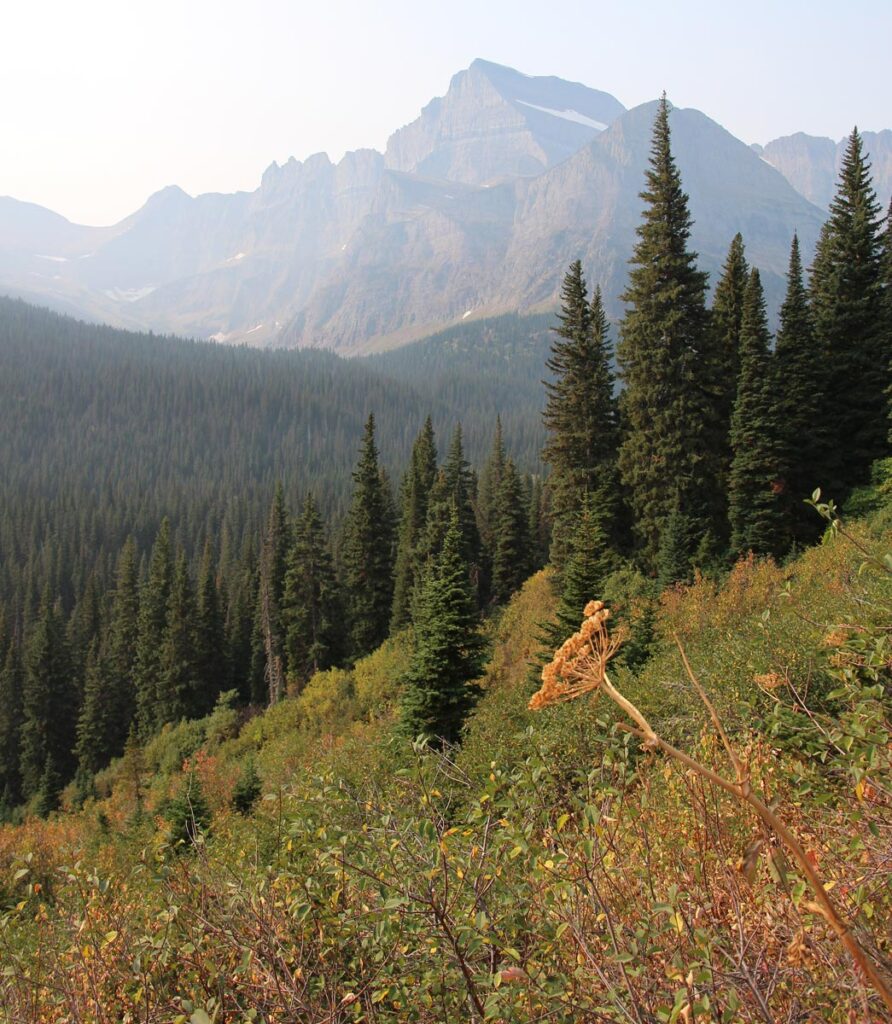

left=529, top=600, right=627, bottom=710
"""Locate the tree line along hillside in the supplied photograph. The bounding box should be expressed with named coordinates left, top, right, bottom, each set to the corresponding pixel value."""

left=0, top=298, right=550, bottom=612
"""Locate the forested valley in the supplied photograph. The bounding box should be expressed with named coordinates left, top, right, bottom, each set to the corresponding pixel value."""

left=1, top=98, right=891, bottom=1022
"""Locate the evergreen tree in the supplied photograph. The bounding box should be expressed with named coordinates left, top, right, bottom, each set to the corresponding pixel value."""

left=34, top=753, right=63, bottom=818
left=477, top=415, right=507, bottom=555
left=20, top=591, right=75, bottom=799
left=399, top=507, right=485, bottom=745
left=0, top=637, right=24, bottom=810
left=655, top=496, right=694, bottom=589
left=156, top=554, right=199, bottom=724
left=774, top=235, right=825, bottom=547
left=711, top=233, right=749, bottom=417
left=711, top=233, right=749, bottom=515
left=226, top=559, right=259, bottom=705
left=728, top=269, right=785, bottom=558
left=543, top=270, right=620, bottom=570
left=106, top=538, right=140, bottom=754
left=254, top=483, right=291, bottom=704
left=418, top=424, right=481, bottom=598
left=549, top=492, right=619, bottom=643
left=194, top=539, right=226, bottom=716
left=342, top=415, right=396, bottom=659
left=810, top=128, right=887, bottom=495
left=165, top=771, right=211, bottom=850
left=391, top=419, right=438, bottom=632
left=134, top=519, right=173, bottom=735
left=231, top=757, right=262, bottom=814
left=617, top=96, right=724, bottom=569
left=490, top=458, right=531, bottom=605
left=74, top=639, right=113, bottom=782
left=282, top=494, right=342, bottom=688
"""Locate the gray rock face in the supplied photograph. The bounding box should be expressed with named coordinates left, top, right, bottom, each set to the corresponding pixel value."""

left=384, top=59, right=625, bottom=185
left=0, top=61, right=859, bottom=353
left=757, top=130, right=892, bottom=210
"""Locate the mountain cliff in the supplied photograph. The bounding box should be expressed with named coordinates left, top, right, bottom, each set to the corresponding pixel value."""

left=755, top=129, right=892, bottom=210
left=0, top=61, right=844, bottom=352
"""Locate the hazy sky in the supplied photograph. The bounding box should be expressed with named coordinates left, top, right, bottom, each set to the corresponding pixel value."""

left=2, top=0, right=889, bottom=225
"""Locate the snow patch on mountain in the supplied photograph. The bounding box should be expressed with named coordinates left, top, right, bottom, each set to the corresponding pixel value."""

left=516, top=101, right=607, bottom=131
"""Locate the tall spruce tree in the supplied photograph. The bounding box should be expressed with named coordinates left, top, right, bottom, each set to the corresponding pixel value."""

left=418, top=425, right=481, bottom=598
left=74, top=639, right=112, bottom=784
left=617, top=96, right=724, bottom=569
left=156, top=554, right=199, bottom=724
left=399, top=506, right=485, bottom=745
left=106, top=538, right=140, bottom=754
left=282, top=494, right=342, bottom=688
left=810, top=128, right=887, bottom=496
left=194, top=539, right=226, bottom=716
left=0, top=637, right=24, bottom=811
left=728, top=269, right=785, bottom=558
left=20, top=591, right=75, bottom=800
left=254, top=483, right=291, bottom=704
left=342, top=415, right=396, bottom=659
left=490, top=457, right=531, bottom=605
left=476, top=416, right=507, bottom=556
left=391, top=419, right=438, bottom=632
left=711, top=233, right=749, bottom=506
left=543, top=270, right=620, bottom=571
left=545, top=492, right=619, bottom=649
left=134, top=519, right=173, bottom=735
left=774, top=235, right=824, bottom=548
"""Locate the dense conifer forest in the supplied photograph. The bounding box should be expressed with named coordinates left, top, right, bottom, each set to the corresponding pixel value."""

left=1, top=99, right=891, bottom=1021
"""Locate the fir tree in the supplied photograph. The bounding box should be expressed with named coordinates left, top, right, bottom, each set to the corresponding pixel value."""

left=34, top=754, right=63, bottom=818
left=711, top=233, right=749, bottom=518
left=490, top=458, right=531, bottom=605
left=134, top=519, right=173, bottom=735
left=391, top=419, right=438, bottom=632
left=655, top=496, right=694, bottom=589
left=728, top=269, right=785, bottom=558
left=254, top=483, right=291, bottom=704
left=418, top=424, right=481, bottom=599
left=711, top=233, right=749, bottom=419
left=342, top=415, right=396, bottom=659
left=0, top=637, right=24, bottom=810
left=231, top=757, right=262, bottom=814
left=477, top=415, right=507, bottom=555
left=774, top=235, right=824, bottom=547
left=165, top=772, right=211, bottom=850
left=74, top=639, right=113, bottom=781
left=549, top=492, right=619, bottom=644
left=543, top=269, right=620, bottom=570
left=399, top=506, right=485, bottom=746
left=106, top=538, right=140, bottom=754
left=810, top=128, right=887, bottom=495
left=156, top=554, right=199, bottom=724
left=20, top=592, right=75, bottom=799
left=194, top=539, right=226, bottom=716
left=617, top=96, right=724, bottom=569
left=282, top=494, right=342, bottom=688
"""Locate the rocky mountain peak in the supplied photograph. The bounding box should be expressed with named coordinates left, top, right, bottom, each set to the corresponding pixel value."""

left=383, top=58, right=625, bottom=185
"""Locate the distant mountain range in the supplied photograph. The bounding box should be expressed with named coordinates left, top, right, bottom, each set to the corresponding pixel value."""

left=0, top=59, right=887, bottom=353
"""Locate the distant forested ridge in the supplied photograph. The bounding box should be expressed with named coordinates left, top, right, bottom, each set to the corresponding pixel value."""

left=0, top=298, right=549, bottom=602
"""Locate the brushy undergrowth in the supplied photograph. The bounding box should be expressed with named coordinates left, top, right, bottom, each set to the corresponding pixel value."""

left=1, top=520, right=890, bottom=1022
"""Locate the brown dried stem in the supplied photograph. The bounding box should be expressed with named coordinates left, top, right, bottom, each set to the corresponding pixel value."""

left=530, top=605, right=892, bottom=1014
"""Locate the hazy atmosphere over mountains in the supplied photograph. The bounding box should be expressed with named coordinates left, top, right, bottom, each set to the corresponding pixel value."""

left=1, top=58, right=888, bottom=352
